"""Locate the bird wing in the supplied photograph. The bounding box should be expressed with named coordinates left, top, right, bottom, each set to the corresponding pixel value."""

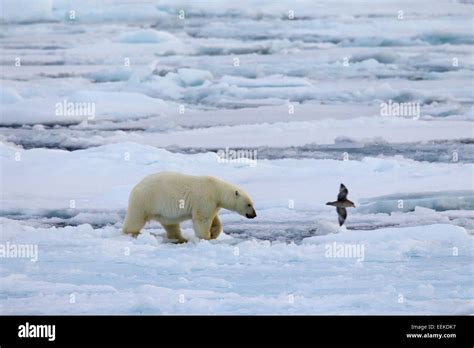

left=337, top=207, right=347, bottom=226
left=337, top=183, right=348, bottom=201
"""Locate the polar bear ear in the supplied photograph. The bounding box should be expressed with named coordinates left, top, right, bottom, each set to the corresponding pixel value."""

left=235, top=190, right=239, bottom=196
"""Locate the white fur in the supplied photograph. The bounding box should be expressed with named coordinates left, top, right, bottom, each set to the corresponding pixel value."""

left=123, top=172, right=256, bottom=242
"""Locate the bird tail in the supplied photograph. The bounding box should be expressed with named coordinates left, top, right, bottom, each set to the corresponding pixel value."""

left=326, top=201, right=336, bottom=206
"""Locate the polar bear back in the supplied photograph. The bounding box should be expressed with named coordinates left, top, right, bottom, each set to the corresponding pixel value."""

left=129, top=172, right=220, bottom=223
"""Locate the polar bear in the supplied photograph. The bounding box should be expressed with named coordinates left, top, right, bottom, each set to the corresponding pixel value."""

left=123, top=172, right=257, bottom=242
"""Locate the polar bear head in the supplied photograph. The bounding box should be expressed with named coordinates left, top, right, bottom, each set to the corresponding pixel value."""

left=233, top=189, right=257, bottom=219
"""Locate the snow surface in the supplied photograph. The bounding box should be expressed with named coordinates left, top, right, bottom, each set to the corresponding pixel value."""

left=1, top=219, right=472, bottom=314
left=1, top=142, right=473, bottom=314
left=0, top=0, right=473, bottom=314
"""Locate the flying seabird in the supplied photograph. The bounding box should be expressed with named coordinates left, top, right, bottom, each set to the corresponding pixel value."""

left=326, top=183, right=355, bottom=226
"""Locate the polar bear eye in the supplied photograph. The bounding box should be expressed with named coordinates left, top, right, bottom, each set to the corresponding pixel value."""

left=247, top=204, right=251, bottom=207
left=235, top=190, right=239, bottom=196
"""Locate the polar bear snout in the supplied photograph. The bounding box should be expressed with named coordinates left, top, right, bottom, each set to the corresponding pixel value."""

left=245, top=208, right=257, bottom=219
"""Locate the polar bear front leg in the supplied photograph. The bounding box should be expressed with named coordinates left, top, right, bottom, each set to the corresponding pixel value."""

left=162, top=224, right=186, bottom=244
left=210, top=215, right=222, bottom=240
left=192, top=216, right=212, bottom=240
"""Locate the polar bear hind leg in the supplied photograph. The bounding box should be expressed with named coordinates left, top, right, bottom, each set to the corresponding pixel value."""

left=123, top=206, right=147, bottom=237
left=162, top=223, right=186, bottom=243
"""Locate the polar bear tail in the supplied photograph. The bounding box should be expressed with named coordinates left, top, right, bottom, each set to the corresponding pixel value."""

left=122, top=204, right=147, bottom=236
